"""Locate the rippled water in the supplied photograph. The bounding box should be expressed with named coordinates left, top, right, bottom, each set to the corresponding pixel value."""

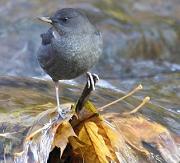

left=0, top=76, right=179, bottom=162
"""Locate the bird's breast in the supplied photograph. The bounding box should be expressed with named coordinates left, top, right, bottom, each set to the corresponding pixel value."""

left=38, top=32, right=102, bottom=81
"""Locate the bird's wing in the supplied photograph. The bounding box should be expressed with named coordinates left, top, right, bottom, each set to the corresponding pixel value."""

left=40, top=28, right=54, bottom=45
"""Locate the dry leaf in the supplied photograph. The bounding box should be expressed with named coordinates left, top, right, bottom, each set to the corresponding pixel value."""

left=69, top=136, right=86, bottom=149
left=81, top=121, right=113, bottom=163
left=112, top=115, right=180, bottom=162
left=93, top=117, right=138, bottom=163
left=99, top=120, right=138, bottom=163
left=70, top=112, right=139, bottom=163
left=71, top=120, right=113, bottom=163
left=53, top=121, right=76, bottom=157
left=113, top=116, right=167, bottom=149
left=14, top=103, right=74, bottom=163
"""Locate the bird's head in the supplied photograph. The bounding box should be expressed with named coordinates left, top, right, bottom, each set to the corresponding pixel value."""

left=38, top=8, right=94, bottom=35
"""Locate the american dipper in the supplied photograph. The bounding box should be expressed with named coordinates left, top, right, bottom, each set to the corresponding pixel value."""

left=37, top=8, right=103, bottom=116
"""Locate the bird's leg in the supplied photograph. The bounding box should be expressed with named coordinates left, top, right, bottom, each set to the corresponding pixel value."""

left=75, top=72, right=99, bottom=114
left=54, top=81, right=61, bottom=112
left=54, top=81, right=66, bottom=119
left=86, top=72, right=99, bottom=90
left=54, top=81, right=67, bottom=119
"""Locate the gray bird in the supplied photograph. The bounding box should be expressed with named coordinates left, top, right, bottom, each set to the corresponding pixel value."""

left=37, top=8, right=103, bottom=117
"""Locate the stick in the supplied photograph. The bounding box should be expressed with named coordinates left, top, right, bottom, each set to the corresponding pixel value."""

left=122, top=96, right=150, bottom=115
left=98, top=84, right=143, bottom=111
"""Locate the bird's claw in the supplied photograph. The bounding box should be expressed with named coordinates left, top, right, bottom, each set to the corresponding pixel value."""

left=56, top=108, right=67, bottom=119
left=92, top=73, right=99, bottom=81
left=86, top=72, right=99, bottom=91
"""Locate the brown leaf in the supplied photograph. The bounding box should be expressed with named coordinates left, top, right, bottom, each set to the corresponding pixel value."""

left=113, top=115, right=180, bottom=162
left=26, top=103, right=74, bottom=141
left=53, top=121, right=76, bottom=157
left=15, top=103, right=75, bottom=162
left=82, top=121, right=113, bottom=163
left=94, top=117, right=139, bottom=162
left=99, top=120, right=135, bottom=162
left=70, top=113, right=138, bottom=163
left=71, top=120, right=113, bottom=163
left=114, top=116, right=166, bottom=145
left=69, top=136, right=86, bottom=149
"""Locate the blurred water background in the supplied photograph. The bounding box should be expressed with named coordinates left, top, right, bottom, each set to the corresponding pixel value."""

left=0, top=0, right=180, bottom=78
left=0, top=0, right=180, bottom=130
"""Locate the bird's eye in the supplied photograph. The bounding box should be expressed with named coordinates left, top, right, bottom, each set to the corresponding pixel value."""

left=62, top=17, right=69, bottom=22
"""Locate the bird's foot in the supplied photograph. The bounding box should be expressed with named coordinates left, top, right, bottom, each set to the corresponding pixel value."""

left=86, top=72, right=99, bottom=91
left=56, top=107, right=68, bottom=119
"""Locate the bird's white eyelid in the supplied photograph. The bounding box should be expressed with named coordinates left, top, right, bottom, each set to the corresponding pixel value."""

left=52, top=31, right=58, bottom=39
left=62, top=16, right=74, bottom=20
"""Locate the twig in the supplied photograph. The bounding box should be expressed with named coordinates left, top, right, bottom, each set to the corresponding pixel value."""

left=98, top=84, right=143, bottom=111
left=0, top=132, right=18, bottom=140
left=122, top=96, right=150, bottom=116
left=14, top=151, right=24, bottom=157
left=25, top=120, right=52, bottom=141
left=4, top=145, right=6, bottom=163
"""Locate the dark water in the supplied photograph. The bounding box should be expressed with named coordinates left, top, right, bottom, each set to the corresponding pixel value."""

left=0, top=0, right=179, bottom=162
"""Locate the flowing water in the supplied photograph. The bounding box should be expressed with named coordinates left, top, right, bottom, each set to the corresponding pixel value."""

left=0, top=76, right=179, bottom=162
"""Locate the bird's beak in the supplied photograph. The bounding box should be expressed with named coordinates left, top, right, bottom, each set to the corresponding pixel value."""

left=38, top=17, right=52, bottom=24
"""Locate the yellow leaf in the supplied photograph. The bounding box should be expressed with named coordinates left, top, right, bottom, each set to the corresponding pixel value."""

left=95, top=118, right=137, bottom=163
left=84, top=101, right=99, bottom=114
left=71, top=110, right=138, bottom=163
left=100, top=121, right=126, bottom=161
left=53, top=121, right=76, bottom=157
left=72, top=121, right=113, bottom=163
left=69, top=136, right=86, bottom=150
